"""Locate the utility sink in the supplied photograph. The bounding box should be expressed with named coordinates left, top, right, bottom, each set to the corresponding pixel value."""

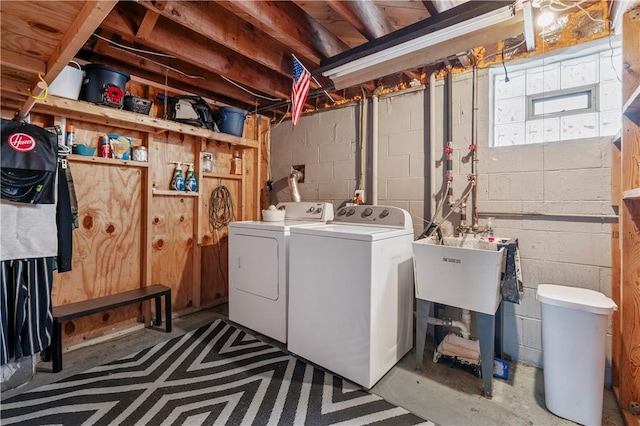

left=412, top=236, right=506, bottom=314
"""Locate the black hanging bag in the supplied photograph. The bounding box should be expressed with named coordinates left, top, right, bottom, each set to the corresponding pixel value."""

left=1, top=119, right=58, bottom=204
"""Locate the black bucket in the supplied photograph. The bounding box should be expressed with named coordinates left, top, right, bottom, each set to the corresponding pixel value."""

left=80, top=64, right=130, bottom=108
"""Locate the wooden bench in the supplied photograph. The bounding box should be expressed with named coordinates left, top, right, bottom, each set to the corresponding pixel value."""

left=47, top=284, right=172, bottom=373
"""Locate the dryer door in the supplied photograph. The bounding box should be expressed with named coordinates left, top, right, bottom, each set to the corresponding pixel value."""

left=230, top=233, right=279, bottom=300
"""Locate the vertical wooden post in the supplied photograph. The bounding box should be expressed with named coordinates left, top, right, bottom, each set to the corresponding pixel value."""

left=619, top=7, right=640, bottom=422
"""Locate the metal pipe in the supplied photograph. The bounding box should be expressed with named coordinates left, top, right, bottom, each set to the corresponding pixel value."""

left=427, top=316, right=471, bottom=339
left=471, top=60, right=479, bottom=229
left=359, top=90, right=367, bottom=194
left=445, top=69, right=454, bottom=208
left=477, top=211, right=619, bottom=221
left=372, top=94, right=379, bottom=205
left=461, top=309, right=472, bottom=333
left=429, top=71, right=437, bottom=220
left=288, top=169, right=303, bottom=202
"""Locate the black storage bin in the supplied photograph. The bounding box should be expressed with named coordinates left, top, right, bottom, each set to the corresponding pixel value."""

left=123, top=95, right=152, bottom=115
left=80, top=64, right=130, bottom=108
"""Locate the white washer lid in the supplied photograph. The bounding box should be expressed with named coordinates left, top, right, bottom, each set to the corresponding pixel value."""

left=537, top=284, right=617, bottom=315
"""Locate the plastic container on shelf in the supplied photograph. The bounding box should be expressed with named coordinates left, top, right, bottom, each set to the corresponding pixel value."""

left=537, top=284, right=617, bottom=426
left=123, top=95, right=153, bottom=115
left=80, top=64, right=130, bottom=108
left=48, top=61, right=84, bottom=100
left=202, top=152, right=213, bottom=173
left=230, top=150, right=242, bottom=175
left=218, top=106, right=248, bottom=136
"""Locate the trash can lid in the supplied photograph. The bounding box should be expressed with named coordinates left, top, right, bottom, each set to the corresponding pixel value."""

left=537, top=284, right=617, bottom=315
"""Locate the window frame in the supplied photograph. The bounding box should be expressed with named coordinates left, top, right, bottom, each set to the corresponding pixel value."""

left=526, top=84, right=599, bottom=120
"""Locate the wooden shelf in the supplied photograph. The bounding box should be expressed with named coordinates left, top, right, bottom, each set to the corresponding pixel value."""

left=34, top=95, right=259, bottom=149
left=152, top=189, right=199, bottom=197
left=622, top=188, right=640, bottom=200
left=623, top=84, right=640, bottom=126
left=67, top=154, right=149, bottom=168
left=202, top=171, right=243, bottom=181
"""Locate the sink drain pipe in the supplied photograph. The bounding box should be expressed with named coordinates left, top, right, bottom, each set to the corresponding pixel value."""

left=427, top=316, right=470, bottom=339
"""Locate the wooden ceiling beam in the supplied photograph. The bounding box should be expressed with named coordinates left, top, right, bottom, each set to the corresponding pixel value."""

left=88, top=40, right=260, bottom=106
left=325, top=0, right=396, bottom=41
left=135, top=1, right=317, bottom=77
left=100, top=3, right=291, bottom=100
left=217, top=0, right=349, bottom=62
left=135, top=9, right=160, bottom=41
left=17, top=0, right=119, bottom=119
left=1, top=50, right=47, bottom=75
left=422, top=1, right=438, bottom=17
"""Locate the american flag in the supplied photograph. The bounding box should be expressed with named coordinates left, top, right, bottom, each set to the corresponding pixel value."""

left=291, top=56, right=311, bottom=126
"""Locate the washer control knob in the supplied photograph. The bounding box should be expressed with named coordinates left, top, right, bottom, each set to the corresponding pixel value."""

left=362, top=207, right=373, bottom=217
left=336, top=209, right=346, bottom=217
left=379, top=209, right=390, bottom=218
left=346, top=208, right=356, bottom=216
left=316, top=207, right=323, bottom=214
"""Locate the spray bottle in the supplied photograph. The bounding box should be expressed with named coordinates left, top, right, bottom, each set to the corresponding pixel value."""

left=170, top=162, right=185, bottom=191
left=185, top=163, right=198, bottom=192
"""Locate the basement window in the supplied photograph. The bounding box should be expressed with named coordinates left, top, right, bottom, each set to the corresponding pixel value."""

left=491, top=44, right=621, bottom=147
left=528, top=86, right=596, bottom=118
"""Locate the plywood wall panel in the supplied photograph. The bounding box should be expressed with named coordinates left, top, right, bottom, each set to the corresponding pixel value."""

left=200, top=241, right=229, bottom=305
left=52, top=161, right=144, bottom=345
left=149, top=132, right=197, bottom=191
left=150, top=196, right=196, bottom=311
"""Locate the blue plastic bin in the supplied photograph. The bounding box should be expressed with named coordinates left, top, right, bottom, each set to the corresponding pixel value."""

left=218, top=106, right=248, bottom=137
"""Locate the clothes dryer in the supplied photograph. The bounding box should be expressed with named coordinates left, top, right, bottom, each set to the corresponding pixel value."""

left=287, top=205, right=414, bottom=388
left=228, top=202, right=333, bottom=343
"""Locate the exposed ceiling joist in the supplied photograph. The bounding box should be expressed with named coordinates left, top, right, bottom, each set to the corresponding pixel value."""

left=217, top=0, right=350, bottom=62
left=326, top=0, right=396, bottom=40
left=101, top=2, right=291, bottom=100
left=135, top=0, right=315, bottom=77
left=1, top=0, right=614, bottom=123
left=17, top=0, right=119, bottom=119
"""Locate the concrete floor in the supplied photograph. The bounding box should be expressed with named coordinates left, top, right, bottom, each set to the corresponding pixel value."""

left=2, top=306, right=624, bottom=426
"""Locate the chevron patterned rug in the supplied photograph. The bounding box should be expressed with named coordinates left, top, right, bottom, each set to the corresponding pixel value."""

left=1, top=319, right=433, bottom=425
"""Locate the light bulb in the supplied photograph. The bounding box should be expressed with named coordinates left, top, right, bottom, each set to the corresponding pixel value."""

left=537, top=10, right=554, bottom=27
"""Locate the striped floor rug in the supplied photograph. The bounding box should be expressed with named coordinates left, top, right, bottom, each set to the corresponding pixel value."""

left=1, top=319, right=433, bottom=425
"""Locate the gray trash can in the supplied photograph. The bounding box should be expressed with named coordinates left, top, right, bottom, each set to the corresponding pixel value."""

left=537, top=284, right=617, bottom=426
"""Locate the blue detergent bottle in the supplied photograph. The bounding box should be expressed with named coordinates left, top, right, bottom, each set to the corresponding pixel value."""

left=185, top=163, right=198, bottom=192
left=171, top=162, right=185, bottom=191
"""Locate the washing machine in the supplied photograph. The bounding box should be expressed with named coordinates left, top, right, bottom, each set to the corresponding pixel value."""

left=228, top=201, right=334, bottom=343
left=287, top=205, right=414, bottom=388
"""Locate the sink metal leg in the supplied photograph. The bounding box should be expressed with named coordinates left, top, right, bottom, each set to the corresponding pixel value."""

left=476, top=312, right=495, bottom=399
left=415, top=299, right=431, bottom=371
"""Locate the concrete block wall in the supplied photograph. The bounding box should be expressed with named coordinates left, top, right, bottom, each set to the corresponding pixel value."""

left=269, top=105, right=359, bottom=205
left=270, top=68, right=615, bottom=383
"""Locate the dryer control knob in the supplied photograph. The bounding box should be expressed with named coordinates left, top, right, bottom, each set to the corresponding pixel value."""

left=379, top=209, right=390, bottom=218
left=346, top=208, right=356, bottom=216
left=362, top=207, right=373, bottom=217
left=336, top=209, right=346, bottom=217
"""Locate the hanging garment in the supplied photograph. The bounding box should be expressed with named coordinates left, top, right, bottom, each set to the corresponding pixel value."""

left=499, top=240, right=523, bottom=304
left=64, top=164, right=79, bottom=230
left=1, top=258, right=54, bottom=366
left=1, top=197, right=58, bottom=261
left=1, top=119, right=58, bottom=205
left=56, top=162, right=73, bottom=272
